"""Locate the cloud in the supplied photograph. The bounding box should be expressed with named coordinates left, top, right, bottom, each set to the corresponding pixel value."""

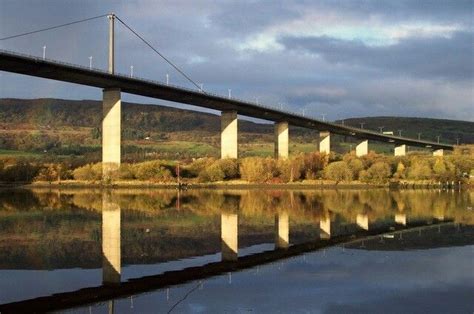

left=0, top=0, right=472, bottom=122
left=279, top=31, right=474, bottom=81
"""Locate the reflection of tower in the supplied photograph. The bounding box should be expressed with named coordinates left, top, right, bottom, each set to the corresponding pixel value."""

left=102, top=192, right=121, bottom=285
left=395, top=213, right=406, bottom=226
left=275, top=212, right=289, bottom=249
left=108, top=300, right=115, bottom=314
left=356, top=214, right=369, bottom=231
left=320, top=215, right=331, bottom=239
left=221, top=213, right=238, bottom=261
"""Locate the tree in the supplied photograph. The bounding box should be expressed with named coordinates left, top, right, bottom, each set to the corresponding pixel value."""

left=366, top=161, right=391, bottom=183
left=324, top=161, right=353, bottom=183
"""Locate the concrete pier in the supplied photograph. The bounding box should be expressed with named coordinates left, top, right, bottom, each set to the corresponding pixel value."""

left=395, top=144, right=406, bottom=156
left=433, top=149, right=444, bottom=156
left=395, top=213, right=407, bottom=226
left=319, top=131, right=331, bottom=154
left=221, top=111, right=238, bottom=159
left=356, top=214, right=369, bottom=230
left=221, top=213, right=238, bottom=261
left=320, top=216, right=331, bottom=239
left=274, top=121, right=289, bottom=159
left=102, top=193, right=121, bottom=285
left=102, top=88, right=121, bottom=179
left=275, top=212, right=289, bottom=249
left=356, top=140, right=368, bottom=157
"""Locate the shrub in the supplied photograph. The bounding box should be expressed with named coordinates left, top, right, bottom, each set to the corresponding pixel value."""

left=365, top=161, right=391, bottom=183
left=347, top=158, right=364, bottom=180
left=324, top=161, right=353, bottom=183
left=198, top=162, right=225, bottom=182
left=186, top=158, right=216, bottom=178
left=215, top=158, right=239, bottom=179
left=407, top=159, right=432, bottom=180
left=277, top=157, right=305, bottom=182
left=240, top=157, right=277, bottom=183
left=35, top=164, right=60, bottom=182
left=73, top=163, right=102, bottom=181
left=302, top=152, right=327, bottom=179
left=132, top=160, right=173, bottom=182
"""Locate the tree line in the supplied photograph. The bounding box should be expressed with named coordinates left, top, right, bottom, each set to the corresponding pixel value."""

left=1, top=151, right=472, bottom=185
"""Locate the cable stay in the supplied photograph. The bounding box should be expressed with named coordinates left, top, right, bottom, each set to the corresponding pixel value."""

left=0, top=14, right=109, bottom=41
left=0, top=13, right=205, bottom=92
left=114, top=15, right=203, bottom=92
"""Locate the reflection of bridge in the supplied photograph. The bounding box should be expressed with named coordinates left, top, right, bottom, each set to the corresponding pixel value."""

left=0, top=190, right=458, bottom=313
left=0, top=13, right=453, bottom=177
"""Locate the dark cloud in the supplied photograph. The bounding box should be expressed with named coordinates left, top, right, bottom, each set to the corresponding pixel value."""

left=279, top=31, right=474, bottom=81
left=0, top=0, right=472, bottom=121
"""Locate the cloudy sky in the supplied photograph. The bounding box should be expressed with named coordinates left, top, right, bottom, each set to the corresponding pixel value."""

left=0, top=0, right=473, bottom=121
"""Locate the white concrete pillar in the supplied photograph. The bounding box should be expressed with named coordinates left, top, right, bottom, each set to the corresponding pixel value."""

left=221, top=213, right=238, bottom=261
left=102, top=88, right=121, bottom=179
left=275, top=212, right=289, bottom=249
left=319, top=131, right=331, bottom=154
left=394, top=145, right=406, bottom=156
left=356, top=213, right=369, bottom=230
left=395, top=213, right=406, bottom=226
left=356, top=140, right=368, bottom=157
left=221, top=111, right=238, bottom=159
left=320, top=216, right=331, bottom=239
left=274, top=121, right=289, bottom=159
left=433, top=149, right=444, bottom=156
left=102, top=193, right=121, bottom=285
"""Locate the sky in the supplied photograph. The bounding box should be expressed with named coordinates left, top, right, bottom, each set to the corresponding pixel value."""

left=0, top=0, right=473, bottom=121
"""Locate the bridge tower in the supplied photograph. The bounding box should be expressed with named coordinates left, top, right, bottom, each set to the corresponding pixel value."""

left=102, top=13, right=121, bottom=179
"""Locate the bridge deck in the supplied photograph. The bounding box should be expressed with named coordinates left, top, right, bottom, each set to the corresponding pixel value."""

left=0, top=50, right=453, bottom=150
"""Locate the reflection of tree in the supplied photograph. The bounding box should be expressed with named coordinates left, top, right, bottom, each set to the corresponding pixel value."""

left=1, top=188, right=472, bottom=270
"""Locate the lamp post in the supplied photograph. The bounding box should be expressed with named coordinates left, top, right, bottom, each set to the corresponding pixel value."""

left=42, top=46, right=46, bottom=59
left=228, top=89, right=231, bottom=99
left=417, top=132, right=422, bottom=140
left=437, top=135, right=440, bottom=143
left=130, top=65, right=134, bottom=78
left=378, top=126, right=385, bottom=133
left=89, top=56, right=93, bottom=69
left=166, top=73, right=169, bottom=85
left=398, top=129, right=402, bottom=136
left=321, top=113, right=326, bottom=121
left=360, top=122, right=365, bottom=129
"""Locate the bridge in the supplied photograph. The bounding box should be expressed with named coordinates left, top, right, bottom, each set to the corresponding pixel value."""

left=0, top=14, right=453, bottom=177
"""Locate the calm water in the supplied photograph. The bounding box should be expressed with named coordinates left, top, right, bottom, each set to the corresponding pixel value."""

left=0, top=188, right=472, bottom=313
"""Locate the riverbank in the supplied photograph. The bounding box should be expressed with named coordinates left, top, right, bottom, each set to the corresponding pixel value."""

left=1, top=179, right=470, bottom=190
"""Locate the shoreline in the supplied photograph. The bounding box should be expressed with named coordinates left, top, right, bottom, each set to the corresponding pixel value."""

left=0, top=180, right=470, bottom=190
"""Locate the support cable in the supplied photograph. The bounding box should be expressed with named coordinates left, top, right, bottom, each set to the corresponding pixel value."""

left=0, top=14, right=109, bottom=41
left=114, top=15, right=202, bottom=91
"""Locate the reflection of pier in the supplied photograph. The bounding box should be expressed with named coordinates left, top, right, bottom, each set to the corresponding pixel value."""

left=275, top=212, right=289, bottom=249
left=102, top=193, right=121, bottom=285
left=0, top=221, right=458, bottom=313
left=221, top=213, right=238, bottom=261
left=320, top=214, right=331, bottom=239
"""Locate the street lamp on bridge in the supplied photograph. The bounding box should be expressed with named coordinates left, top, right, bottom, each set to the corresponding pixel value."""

left=360, top=122, right=365, bottom=129
left=42, top=46, right=46, bottom=59
left=378, top=126, right=385, bottom=133
left=89, top=56, right=92, bottom=69
left=418, top=132, right=422, bottom=140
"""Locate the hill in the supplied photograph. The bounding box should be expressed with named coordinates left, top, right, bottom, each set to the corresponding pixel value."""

left=336, top=117, right=474, bottom=145
left=0, top=98, right=472, bottom=160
